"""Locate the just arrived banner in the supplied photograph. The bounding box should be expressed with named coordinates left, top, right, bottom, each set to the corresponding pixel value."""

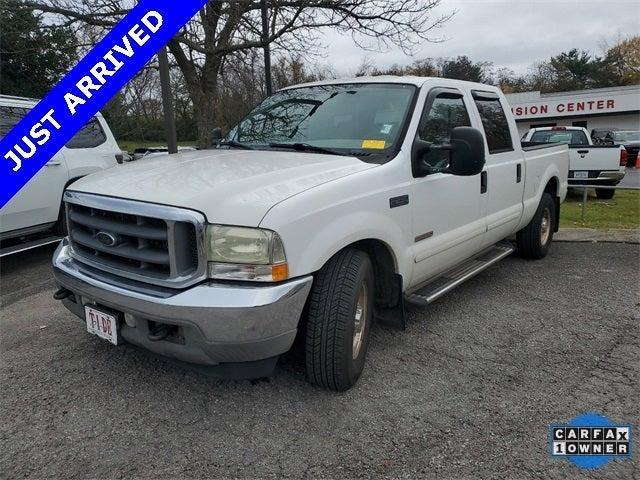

left=0, top=0, right=210, bottom=209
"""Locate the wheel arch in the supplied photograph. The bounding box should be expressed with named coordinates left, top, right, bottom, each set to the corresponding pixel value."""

left=543, top=176, right=561, bottom=232
left=544, top=176, right=559, bottom=197
left=348, top=238, right=402, bottom=310
left=56, top=176, right=84, bottom=217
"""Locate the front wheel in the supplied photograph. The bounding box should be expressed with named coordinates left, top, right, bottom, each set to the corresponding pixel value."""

left=517, top=193, right=556, bottom=260
left=305, top=248, right=374, bottom=391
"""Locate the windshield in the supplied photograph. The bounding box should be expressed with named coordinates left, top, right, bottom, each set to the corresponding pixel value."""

left=225, top=83, right=417, bottom=158
left=614, top=131, right=640, bottom=142
left=530, top=130, right=589, bottom=145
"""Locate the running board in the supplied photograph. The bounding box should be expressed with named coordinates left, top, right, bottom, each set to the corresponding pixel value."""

left=405, top=241, right=515, bottom=306
left=0, top=236, right=62, bottom=258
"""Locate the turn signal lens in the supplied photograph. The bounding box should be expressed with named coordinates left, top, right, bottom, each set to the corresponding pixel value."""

left=271, top=263, right=289, bottom=282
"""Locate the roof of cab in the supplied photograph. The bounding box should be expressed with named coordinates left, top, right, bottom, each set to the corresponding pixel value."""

left=279, top=75, right=502, bottom=93
left=529, top=126, right=587, bottom=131
left=0, top=94, right=38, bottom=107
left=0, top=94, right=105, bottom=117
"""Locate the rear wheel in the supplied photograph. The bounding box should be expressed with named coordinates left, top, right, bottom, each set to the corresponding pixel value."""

left=305, top=248, right=374, bottom=391
left=595, top=186, right=615, bottom=200
left=517, top=193, right=556, bottom=260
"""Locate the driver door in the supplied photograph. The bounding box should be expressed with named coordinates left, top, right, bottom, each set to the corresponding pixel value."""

left=409, top=87, right=486, bottom=288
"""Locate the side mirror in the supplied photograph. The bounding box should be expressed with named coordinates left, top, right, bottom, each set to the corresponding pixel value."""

left=446, top=127, right=486, bottom=176
left=212, top=128, right=223, bottom=146
left=412, top=126, right=486, bottom=177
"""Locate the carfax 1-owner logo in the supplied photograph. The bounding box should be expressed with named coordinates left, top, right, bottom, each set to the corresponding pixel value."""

left=549, top=413, right=633, bottom=469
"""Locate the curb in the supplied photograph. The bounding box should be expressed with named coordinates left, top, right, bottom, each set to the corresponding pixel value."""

left=555, top=228, right=640, bottom=244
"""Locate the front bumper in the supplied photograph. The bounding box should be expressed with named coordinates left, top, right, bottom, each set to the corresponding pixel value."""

left=52, top=240, right=313, bottom=370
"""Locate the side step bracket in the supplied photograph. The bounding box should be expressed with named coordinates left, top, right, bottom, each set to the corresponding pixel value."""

left=405, top=241, right=515, bottom=306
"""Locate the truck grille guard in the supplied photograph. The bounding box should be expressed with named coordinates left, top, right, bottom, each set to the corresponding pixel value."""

left=63, top=191, right=207, bottom=289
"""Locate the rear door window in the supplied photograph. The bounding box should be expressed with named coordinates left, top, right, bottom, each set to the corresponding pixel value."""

left=66, top=117, right=107, bottom=149
left=0, top=106, right=29, bottom=138
left=472, top=92, right=514, bottom=154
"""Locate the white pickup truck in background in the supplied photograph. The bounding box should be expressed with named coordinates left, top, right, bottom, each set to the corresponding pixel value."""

left=0, top=95, right=123, bottom=256
left=52, top=77, right=569, bottom=390
left=522, top=126, right=626, bottom=199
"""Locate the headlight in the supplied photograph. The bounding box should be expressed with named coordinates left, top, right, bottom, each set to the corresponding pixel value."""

left=205, top=225, right=289, bottom=282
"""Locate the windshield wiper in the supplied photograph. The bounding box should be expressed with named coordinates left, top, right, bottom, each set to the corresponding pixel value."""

left=217, top=140, right=255, bottom=150
left=268, top=142, right=348, bottom=156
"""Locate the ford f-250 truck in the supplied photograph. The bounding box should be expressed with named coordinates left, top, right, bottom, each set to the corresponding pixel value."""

left=522, top=126, right=626, bottom=199
left=52, top=77, right=568, bottom=391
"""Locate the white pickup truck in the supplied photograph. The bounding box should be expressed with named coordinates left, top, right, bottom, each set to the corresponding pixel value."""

left=53, top=77, right=568, bottom=390
left=522, top=126, right=626, bottom=199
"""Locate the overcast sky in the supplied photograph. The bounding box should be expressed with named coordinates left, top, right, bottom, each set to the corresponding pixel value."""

left=318, top=0, right=640, bottom=76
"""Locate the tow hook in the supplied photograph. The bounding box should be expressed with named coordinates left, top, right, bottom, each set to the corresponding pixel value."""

left=147, top=324, right=171, bottom=342
left=53, top=287, right=72, bottom=300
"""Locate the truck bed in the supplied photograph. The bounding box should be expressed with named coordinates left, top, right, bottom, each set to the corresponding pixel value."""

left=521, top=142, right=569, bottom=203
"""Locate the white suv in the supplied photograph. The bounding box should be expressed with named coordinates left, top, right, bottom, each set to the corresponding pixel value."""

left=0, top=95, right=122, bottom=242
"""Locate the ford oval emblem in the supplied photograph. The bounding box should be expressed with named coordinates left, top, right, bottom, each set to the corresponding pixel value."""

left=96, top=231, right=119, bottom=247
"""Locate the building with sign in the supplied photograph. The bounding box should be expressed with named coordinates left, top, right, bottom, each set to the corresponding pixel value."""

left=505, top=85, right=640, bottom=138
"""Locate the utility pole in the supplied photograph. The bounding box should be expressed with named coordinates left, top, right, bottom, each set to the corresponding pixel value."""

left=158, top=45, right=178, bottom=154
left=261, top=0, right=273, bottom=95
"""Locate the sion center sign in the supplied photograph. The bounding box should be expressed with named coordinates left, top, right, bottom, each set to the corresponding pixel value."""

left=512, top=99, right=616, bottom=118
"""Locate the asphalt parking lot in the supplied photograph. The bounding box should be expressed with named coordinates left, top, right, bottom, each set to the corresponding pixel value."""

left=619, top=167, right=639, bottom=188
left=1, top=241, right=638, bottom=479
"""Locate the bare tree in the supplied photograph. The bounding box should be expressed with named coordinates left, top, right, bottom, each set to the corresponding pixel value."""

left=20, top=0, right=453, bottom=148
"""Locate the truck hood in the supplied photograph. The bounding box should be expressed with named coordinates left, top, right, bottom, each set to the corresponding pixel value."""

left=69, top=149, right=376, bottom=226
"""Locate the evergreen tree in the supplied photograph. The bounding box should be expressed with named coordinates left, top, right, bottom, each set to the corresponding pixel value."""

left=0, top=0, right=77, bottom=98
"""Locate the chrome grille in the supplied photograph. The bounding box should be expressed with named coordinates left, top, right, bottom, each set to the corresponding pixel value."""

left=64, top=191, right=207, bottom=288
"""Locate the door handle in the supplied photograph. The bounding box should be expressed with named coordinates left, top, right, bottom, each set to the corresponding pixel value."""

left=577, top=150, right=589, bottom=154
left=46, top=161, right=62, bottom=166
left=516, top=164, right=522, bottom=183
left=481, top=171, right=488, bottom=194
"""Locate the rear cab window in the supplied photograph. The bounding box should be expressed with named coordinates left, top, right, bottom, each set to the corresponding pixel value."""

left=530, top=129, right=589, bottom=145
left=471, top=91, right=514, bottom=154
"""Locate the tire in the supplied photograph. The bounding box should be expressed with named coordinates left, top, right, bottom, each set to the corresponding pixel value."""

left=305, top=248, right=374, bottom=391
left=517, top=193, right=556, bottom=260
left=595, top=187, right=615, bottom=200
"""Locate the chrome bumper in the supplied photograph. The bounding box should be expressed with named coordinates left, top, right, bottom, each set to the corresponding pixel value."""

left=52, top=240, right=313, bottom=366
left=597, top=171, right=625, bottom=181
left=569, top=170, right=625, bottom=183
